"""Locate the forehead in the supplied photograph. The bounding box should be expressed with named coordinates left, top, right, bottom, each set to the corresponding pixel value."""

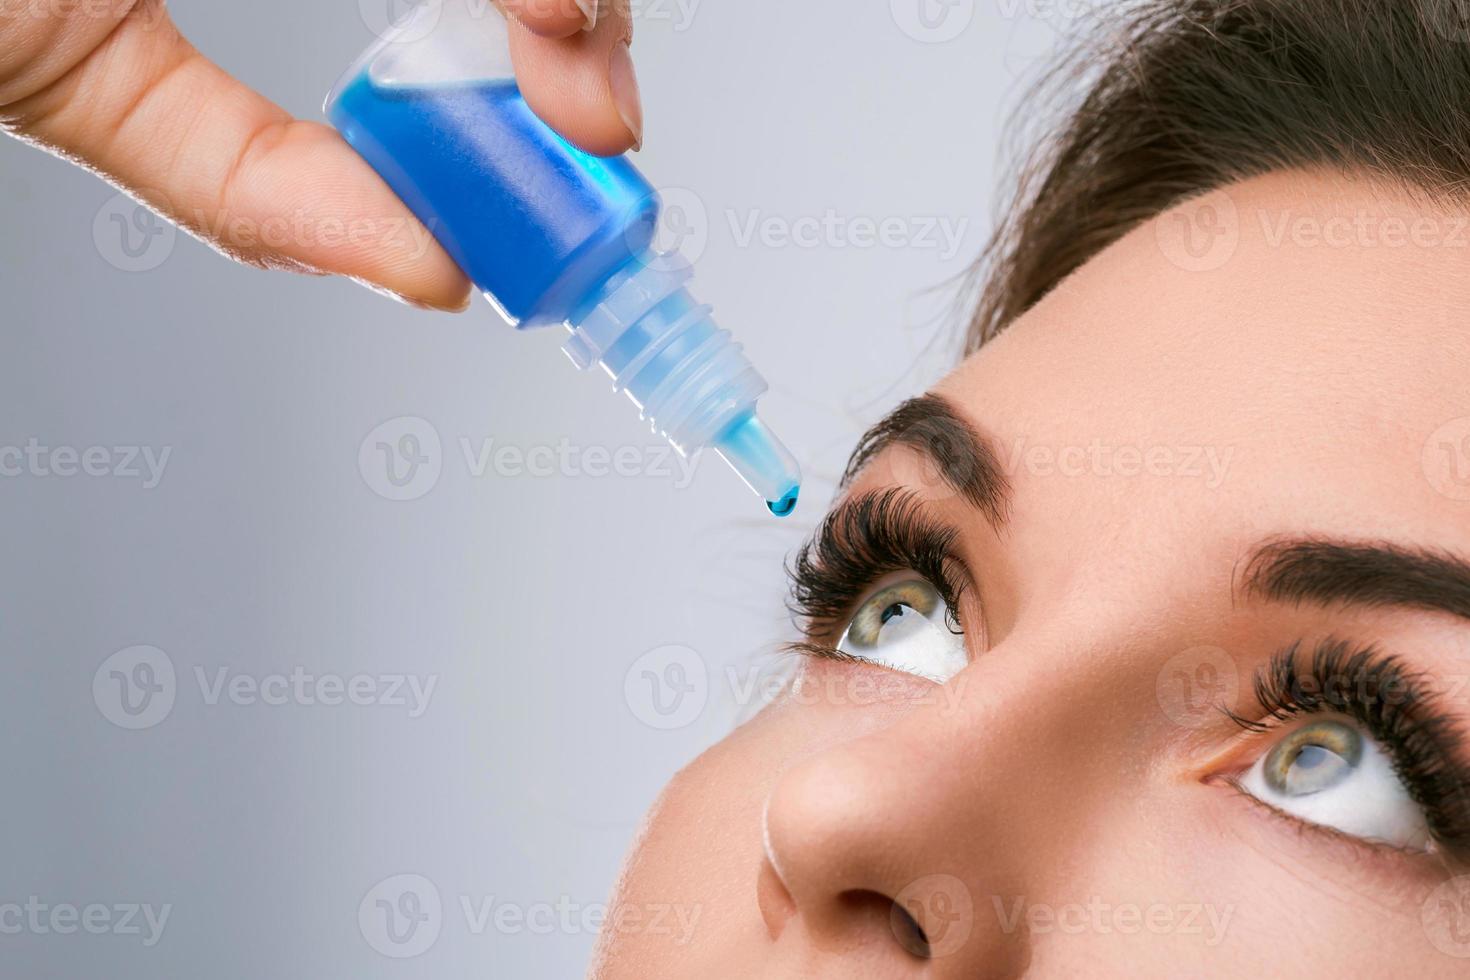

left=930, top=170, right=1470, bottom=559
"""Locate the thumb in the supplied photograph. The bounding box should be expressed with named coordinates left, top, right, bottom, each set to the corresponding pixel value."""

left=506, top=0, right=643, bottom=155
left=4, top=5, right=472, bottom=311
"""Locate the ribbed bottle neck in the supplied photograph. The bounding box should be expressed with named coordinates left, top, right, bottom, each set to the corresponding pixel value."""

left=562, top=251, right=768, bottom=454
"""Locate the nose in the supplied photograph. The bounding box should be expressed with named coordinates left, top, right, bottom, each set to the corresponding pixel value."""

left=759, top=688, right=1037, bottom=976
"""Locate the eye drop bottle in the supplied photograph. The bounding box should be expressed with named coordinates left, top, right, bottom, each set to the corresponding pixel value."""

left=325, top=0, right=801, bottom=515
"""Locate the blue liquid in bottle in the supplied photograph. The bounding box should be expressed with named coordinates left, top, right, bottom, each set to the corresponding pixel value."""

left=327, top=47, right=800, bottom=515
left=329, top=76, right=657, bottom=327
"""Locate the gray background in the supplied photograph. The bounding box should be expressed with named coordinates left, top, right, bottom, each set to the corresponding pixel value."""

left=0, top=1, right=1063, bottom=975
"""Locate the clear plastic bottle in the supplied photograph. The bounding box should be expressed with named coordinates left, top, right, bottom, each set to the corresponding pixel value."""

left=326, top=0, right=800, bottom=515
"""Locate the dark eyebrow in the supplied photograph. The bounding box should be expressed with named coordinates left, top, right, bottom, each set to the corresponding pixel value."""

left=839, top=393, right=1012, bottom=526
left=1242, top=538, right=1470, bottom=622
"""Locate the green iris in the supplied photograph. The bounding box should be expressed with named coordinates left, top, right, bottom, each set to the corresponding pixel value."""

left=842, top=580, right=942, bottom=649
left=1262, top=720, right=1363, bottom=797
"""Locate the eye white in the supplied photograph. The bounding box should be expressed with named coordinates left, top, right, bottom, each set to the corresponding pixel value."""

left=836, top=579, right=966, bottom=683
left=1238, top=719, right=1431, bottom=850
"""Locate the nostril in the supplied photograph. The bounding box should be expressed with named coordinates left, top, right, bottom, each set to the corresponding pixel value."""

left=838, top=890, right=931, bottom=960
left=889, top=898, right=932, bottom=959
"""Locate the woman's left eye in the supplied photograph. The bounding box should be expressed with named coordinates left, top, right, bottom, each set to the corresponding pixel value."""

left=1237, top=718, right=1431, bottom=850
left=836, top=578, right=966, bottom=682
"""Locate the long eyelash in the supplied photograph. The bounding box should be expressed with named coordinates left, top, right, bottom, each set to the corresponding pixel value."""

left=1227, top=638, right=1470, bottom=856
left=786, top=488, right=969, bottom=643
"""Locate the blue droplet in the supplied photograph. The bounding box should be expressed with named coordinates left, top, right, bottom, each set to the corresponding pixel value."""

left=767, top=487, right=799, bottom=518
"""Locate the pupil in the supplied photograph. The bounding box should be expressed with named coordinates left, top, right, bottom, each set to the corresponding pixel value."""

left=880, top=603, right=908, bottom=626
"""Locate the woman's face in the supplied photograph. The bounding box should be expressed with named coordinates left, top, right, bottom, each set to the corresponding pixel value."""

left=590, top=171, right=1470, bottom=978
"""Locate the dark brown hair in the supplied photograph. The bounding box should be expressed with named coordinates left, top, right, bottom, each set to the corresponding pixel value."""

left=967, top=0, right=1470, bottom=353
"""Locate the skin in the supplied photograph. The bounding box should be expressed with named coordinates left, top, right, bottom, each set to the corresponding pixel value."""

left=10, top=11, right=1467, bottom=969
left=0, top=0, right=640, bottom=311
left=590, top=170, right=1470, bottom=977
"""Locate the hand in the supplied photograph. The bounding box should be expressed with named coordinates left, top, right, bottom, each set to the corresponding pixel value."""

left=0, top=0, right=642, bottom=311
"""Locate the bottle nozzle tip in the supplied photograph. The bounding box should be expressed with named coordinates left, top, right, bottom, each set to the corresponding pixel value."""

left=767, top=486, right=800, bottom=518
left=713, top=414, right=802, bottom=518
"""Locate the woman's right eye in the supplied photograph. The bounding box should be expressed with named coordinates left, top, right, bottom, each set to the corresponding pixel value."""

left=836, top=578, right=967, bottom=682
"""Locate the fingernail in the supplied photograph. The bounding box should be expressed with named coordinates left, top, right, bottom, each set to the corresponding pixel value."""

left=376, top=280, right=472, bottom=313
left=405, top=294, right=471, bottom=313
left=575, top=0, right=598, bottom=31
left=608, top=41, right=643, bottom=151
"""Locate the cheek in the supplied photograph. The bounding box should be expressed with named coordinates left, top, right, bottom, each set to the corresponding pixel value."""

left=1027, top=785, right=1440, bottom=975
